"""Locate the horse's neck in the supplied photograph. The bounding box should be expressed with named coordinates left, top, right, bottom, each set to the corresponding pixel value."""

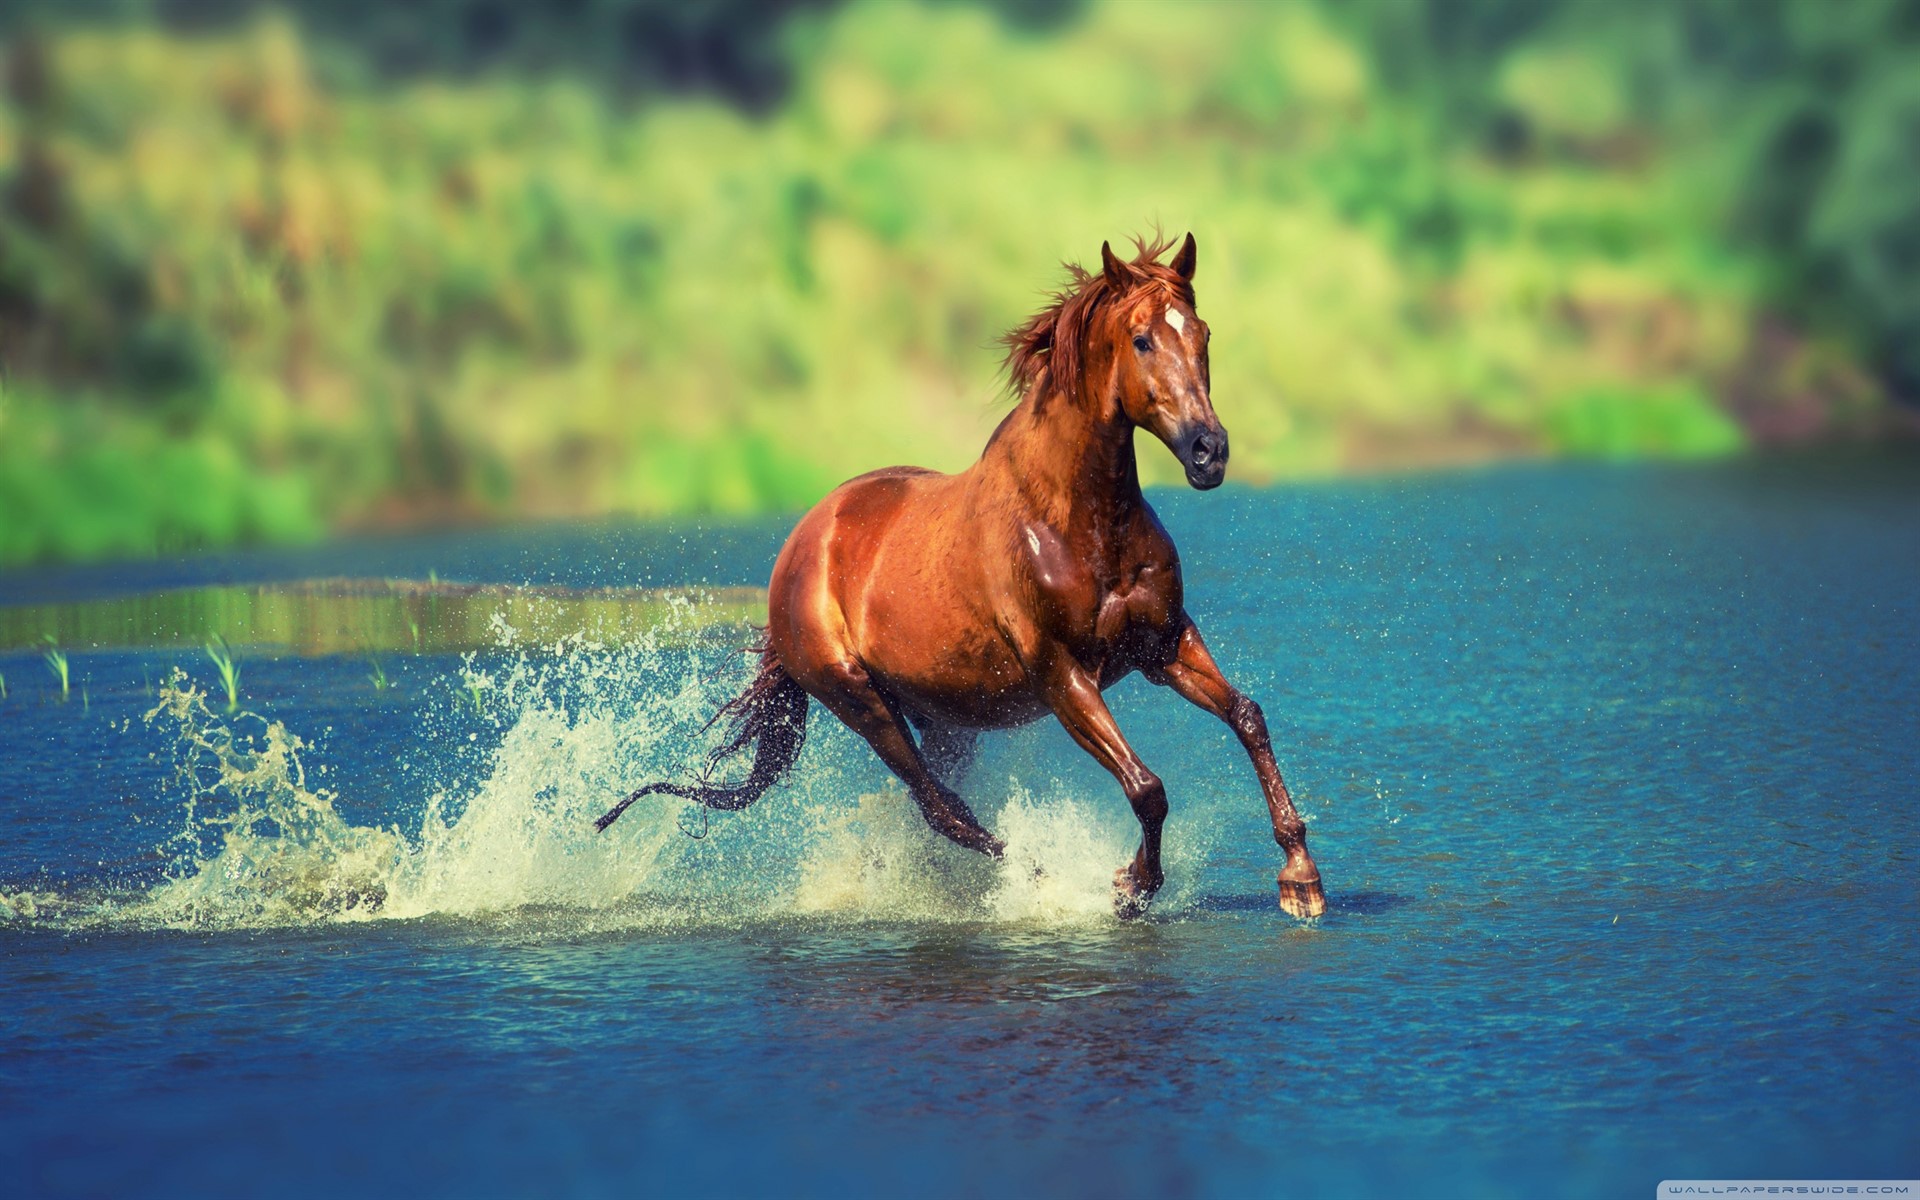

left=983, top=375, right=1141, bottom=544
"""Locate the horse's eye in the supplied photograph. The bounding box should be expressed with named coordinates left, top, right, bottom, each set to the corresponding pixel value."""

left=1132, top=334, right=1152, bottom=353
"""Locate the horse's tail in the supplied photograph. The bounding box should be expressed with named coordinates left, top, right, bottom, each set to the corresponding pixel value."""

left=593, top=641, right=809, bottom=832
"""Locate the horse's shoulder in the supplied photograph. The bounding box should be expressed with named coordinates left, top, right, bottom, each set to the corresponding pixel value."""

left=1013, top=517, right=1095, bottom=597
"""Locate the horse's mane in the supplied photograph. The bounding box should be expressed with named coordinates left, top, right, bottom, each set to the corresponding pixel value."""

left=1000, top=232, right=1196, bottom=406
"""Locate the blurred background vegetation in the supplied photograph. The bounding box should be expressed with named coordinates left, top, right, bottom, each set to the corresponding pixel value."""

left=0, top=0, right=1915, bottom=565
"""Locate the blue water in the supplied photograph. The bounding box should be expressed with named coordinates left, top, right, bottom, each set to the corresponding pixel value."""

left=3, top=457, right=1916, bottom=1198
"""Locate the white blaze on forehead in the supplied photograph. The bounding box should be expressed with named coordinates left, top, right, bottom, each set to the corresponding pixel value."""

left=1164, top=307, right=1186, bottom=333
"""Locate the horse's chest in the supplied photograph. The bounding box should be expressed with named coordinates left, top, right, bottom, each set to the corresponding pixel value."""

left=1018, top=519, right=1180, bottom=657
left=1092, top=570, right=1175, bottom=643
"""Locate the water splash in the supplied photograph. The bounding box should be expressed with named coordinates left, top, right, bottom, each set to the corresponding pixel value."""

left=136, top=675, right=405, bottom=926
left=784, top=784, right=1147, bottom=923
left=6, top=624, right=1168, bottom=934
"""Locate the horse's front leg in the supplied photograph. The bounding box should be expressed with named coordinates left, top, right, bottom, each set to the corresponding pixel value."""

left=1147, top=620, right=1326, bottom=918
left=1041, top=660, right=1167, bottom=918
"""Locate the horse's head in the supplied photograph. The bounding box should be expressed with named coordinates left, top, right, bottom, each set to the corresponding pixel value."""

left=1001, top=232, right=1229, bottom=489
left=1099, top=233, right=1227, bottom=490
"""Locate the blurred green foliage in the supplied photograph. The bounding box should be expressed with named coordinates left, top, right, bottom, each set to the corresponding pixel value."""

left=0, top=0, right=1913, bottom=565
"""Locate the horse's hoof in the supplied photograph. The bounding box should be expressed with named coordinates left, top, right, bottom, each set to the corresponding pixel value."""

left=1113, top=865, right=1160, bottom=920
left=1113, top=883, right=1152, bottom=921
left=1278, top=873, right=1326, bottom=919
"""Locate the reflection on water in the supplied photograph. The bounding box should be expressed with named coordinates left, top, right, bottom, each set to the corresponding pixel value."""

left=1196, top=890, right=1412, bottom=915
left=0, top=578, right=764, bottom=655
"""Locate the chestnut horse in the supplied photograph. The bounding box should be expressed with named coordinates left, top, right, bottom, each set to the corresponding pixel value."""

left=598, top=233, right=1325, bottom=918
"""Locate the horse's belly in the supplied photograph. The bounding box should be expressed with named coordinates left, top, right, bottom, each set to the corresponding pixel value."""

left=860, top=611, right=1047, bottom=729
left=887, top=679, right=1052, bottom=730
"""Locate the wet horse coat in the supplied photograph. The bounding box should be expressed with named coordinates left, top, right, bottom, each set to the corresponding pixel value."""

left=601, top=234, right=1325, bottom=918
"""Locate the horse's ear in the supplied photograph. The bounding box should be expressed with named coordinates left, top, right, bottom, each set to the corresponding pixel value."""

left=1171, top=232, right=1197, bottom=281
left=1100, top=240, right=1131, bottom=290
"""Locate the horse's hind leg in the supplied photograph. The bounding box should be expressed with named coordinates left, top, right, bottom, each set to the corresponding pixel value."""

left=912, top=719, right=978, bottom=789
left=805, top=661, right=1004, bottom=858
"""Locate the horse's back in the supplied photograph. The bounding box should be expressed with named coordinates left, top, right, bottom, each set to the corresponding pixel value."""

left=791, top=465, right=946, bottom=553
left=766, top=464, right=1033, bottom=721
left=765, top=464, right=955, bottom=655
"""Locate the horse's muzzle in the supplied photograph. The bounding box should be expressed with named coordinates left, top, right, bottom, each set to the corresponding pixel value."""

left=1182, top=426, right=1229, bottom=490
